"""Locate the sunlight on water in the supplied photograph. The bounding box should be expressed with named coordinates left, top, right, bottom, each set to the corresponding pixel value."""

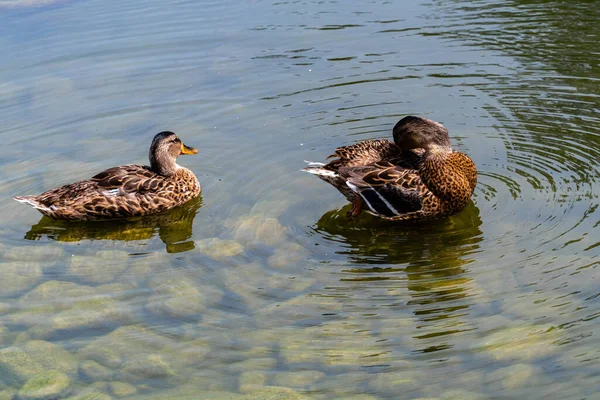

left=0, top=0, right=598, bottom=399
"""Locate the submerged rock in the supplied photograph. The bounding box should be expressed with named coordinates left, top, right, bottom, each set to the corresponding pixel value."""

left=79, top=360, right=113, bottom=382
left=12, top=281, right=98, bottom=329
left=221, top=262, right=273, bottom=311
left=229, top=358, right=277, bottom=373
left=267, top=242, right=308, bottom=269
left=309, top=372, right=369, bottom=398
left=22, top=340, right=78, bottom=376
left=0, top=347, right=44, bottom=385
left=196, top=238, right=244, bottom=260
left=0, top=262, right=42, bottom=297
left=279, top=322, right=389, bottom=366
left=244, top=386, right=312, bottom=400
left=410, top=398, right=441, bottom=400
left=273, top=370, right=325, bottom=388
left=95, top=283, right=137, bottom=301
left=0, top=325, right=11, bottom=348
left=248, top=199, right=291, bottom=219
left=481, top=325, right=557, bottom=361
left=368, top=371, right=418, bottom=396
left=487, top=363, right=539, bottom=390
left=18, top=370, right=71, bottom=400
left=4, top=245, right=63, bottom=264
left=238, top=371, right=268, bottom=394
left=231, top=216, right=287, bottom=248
left=252, top=295, right=339, bottom=331
left=78, top=325, right=169, bottom=370
left=64, top=392, right=112, bottom=400
left=108, top=382, right=137, bottom=398
left=30, top=296, right=133, bottom=340
left=68, top=252, right=129, bottom=284
left=146, top=277, right=221, bottom=320
left=440, top=390, right=486, bottom=400
left=176, top=338, right=211, bottom=367
left=121, top=354, right=175, bottom=379
left=0, top=389, right=17, bottom=400
left=0, top=302, right=12, bottom=315
left=19, top=281, right=97, bottom=306
left=128, top=391, right=243, bottom=400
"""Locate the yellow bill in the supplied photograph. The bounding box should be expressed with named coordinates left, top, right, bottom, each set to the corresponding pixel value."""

left=181, top=143, right=198, bottom=155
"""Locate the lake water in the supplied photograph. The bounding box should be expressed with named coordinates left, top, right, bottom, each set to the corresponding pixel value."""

left=0, top=0, right=599, bottom=399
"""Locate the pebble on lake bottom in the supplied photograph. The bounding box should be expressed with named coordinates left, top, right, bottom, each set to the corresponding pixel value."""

left=78, top=325, right=172, bottom=370
left=272, top=370, right=325, bottom=389
left=245, top=386, right=312, bottom=400
left=230, top=216, right=288, bottom=248
left=108, top=381, right=137, bottom=398
left=196, top=238, right=244, bottom=260
left=64, top=392, right=113, bottom=400
left=79, top=360, right=114, bottom=383
left=480, top=325, right=557, bottom=361
left=22, top=340, right=78, bottom=376
left=17, top=370, right=71, bottom=400
left=146, top=276, right=222, bottom=320
left=439, top=389, right=487, bottom=400
left=0, top=389, right=17, bottom=400
left=278, top=321, right=390, bottom=367
left=0, top=347, right=44, bottom=385
left=12, top=281, right=134, bottom=338
left=238, top=371, right=269, bottom=393
left=0, top=262, right=42, bottom=297
left=68, top=252, right=129, bottom=284
left=121, top=354, right=175, bottom=380
left=486, top=363, right=540, bottom=391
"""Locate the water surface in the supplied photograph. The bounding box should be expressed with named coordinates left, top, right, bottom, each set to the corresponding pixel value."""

left=0, top=0, right=598, bottom=399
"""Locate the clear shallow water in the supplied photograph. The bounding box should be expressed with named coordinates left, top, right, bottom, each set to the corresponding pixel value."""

left=0, top=0, right=598, bottom=399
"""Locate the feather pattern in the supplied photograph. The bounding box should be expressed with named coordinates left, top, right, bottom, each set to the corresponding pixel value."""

left=303, top=116, right=477, bottom=221
left=14, top=132, right=201, bottom=221
left=304, top=139, right=404, bottom=202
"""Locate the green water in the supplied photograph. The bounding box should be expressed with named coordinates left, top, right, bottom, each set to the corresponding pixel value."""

left=0, top=0, right=599, bottom=399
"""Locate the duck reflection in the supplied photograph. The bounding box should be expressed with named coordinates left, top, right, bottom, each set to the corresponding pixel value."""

left=23, top=196, right=203, bottom=254
left=314, top=202, right=483, bottom=353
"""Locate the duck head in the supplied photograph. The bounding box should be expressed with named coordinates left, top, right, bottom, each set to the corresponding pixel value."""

left=149, top=131, right=198, bottom=176
left=392, top=116, right=452, bottom=153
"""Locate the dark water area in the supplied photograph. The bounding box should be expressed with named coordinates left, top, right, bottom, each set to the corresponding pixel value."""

left=0, top=0, right=598, bottom=399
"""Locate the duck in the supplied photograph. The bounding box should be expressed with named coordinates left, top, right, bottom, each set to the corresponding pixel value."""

left=303, top=116, right=477, bottom=221
left=14, top=131, right=201, bottom=220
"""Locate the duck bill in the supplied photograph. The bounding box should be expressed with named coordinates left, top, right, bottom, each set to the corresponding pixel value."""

left=180, top=143, right=198, bottom=155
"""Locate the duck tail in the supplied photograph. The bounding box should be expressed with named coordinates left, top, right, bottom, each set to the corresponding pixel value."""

left=303, top=160, right=325, bottom=167
left=14, top=196, right=51, bottom=212
left=302, top=161, right=338, bottom=177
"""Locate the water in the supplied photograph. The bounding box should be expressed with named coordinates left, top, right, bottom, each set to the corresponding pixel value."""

left=0, top=0, right=598, bottom=398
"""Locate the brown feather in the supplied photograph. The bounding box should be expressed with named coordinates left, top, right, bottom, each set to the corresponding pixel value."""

left=304, top=116, right=477, bottom=221
left=14, top=132, right=201, bottom=221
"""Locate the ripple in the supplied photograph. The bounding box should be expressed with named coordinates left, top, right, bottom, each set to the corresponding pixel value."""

left=1, top=0, right=600, bottom=398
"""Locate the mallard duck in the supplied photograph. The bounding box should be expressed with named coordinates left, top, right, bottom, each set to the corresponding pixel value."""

left=303, top=116, right=477, bottom=221
left=14, top=131, right=201, bottom=220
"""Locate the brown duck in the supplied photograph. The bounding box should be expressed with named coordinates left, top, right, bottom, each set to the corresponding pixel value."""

left=14, top=131, right=201, bottom=220
left=303, top=116, right=477, bottom=221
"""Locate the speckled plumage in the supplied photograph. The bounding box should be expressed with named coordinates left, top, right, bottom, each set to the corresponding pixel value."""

left=14, top=131, right=201, bottom=220
left=303, top=116, right=477, bottom=221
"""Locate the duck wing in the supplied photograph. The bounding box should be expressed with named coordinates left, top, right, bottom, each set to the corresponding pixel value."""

left=389, top=148, right=426, bottom=169
left=326, top=139, right=399, bottom=168
left=91, top=165, right=168, bottom=195
left=340, top=161, right=423, bottom=217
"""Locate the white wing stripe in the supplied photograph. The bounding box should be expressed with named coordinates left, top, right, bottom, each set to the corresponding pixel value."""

left=346, top=181, right=377, bottom=214
left=102, top=188, right=120, bottom=196
left=373, top=188, right=401, bottom=216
